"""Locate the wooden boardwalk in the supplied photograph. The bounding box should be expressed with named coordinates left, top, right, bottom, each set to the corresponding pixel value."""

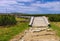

left=18, top=16, right=59, bottom=41
left=32, top=17, right=48, bottom=27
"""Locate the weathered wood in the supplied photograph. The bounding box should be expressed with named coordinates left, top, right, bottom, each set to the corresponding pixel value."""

left=43, top=16, right=50, bottom=25
left=29, top=16, right=34, bottom=26
left=32, top=16, right=48, bottom=27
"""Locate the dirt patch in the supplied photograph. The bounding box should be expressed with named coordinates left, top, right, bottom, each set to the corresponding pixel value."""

left=9, top=30, right=28, bottom=41
left=18, top=27, right=60, bottom=41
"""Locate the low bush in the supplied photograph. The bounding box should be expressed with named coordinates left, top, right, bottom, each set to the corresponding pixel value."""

left=0, top=15, right=17, bottom=26
left=48, top=15, right=60, bottom=22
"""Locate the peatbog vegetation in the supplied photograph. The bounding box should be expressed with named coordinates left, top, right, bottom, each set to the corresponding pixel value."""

left=0, top=15, right=17, bottom=26
left=48, top=15, right=60, bottom=22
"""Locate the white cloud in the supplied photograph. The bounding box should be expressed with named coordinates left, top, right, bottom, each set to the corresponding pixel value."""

left=17, top=0, right=34, bottom=2
left=0, top=0, right=17, bottom=6
left=0, top=0, right=60, bottom=14
left=31, top=1, right=60, bottom=11
left=15, top=5, right=38, bottom=12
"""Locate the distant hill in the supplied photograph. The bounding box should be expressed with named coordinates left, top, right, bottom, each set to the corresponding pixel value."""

left=0, top=13, right=60, bottom=16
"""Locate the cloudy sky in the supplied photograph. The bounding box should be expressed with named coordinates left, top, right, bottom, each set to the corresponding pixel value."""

left=0, top=0, right=60, bottom=14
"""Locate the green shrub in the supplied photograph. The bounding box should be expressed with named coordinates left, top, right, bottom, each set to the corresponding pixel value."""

left=48, top=15, right=60, bottom=22
left=0, top=15, right=17, bottom=26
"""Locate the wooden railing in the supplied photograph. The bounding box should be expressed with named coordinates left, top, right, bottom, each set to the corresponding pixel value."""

left=29, top=16, right=34, bottom=26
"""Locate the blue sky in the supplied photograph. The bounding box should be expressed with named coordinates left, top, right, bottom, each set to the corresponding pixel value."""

left=0, top=0, right=60, bottom=14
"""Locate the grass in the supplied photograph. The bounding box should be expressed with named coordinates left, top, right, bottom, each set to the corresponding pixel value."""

left=50, top=22, right=60, bottom=37
left=0, top=18, right=29, bottom=41
left=16, top=17, right=27, bottom=21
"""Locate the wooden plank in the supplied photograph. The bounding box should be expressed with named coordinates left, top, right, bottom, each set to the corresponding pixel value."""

left=32, top=16, right=49, bottom=27
left=29, top=16, right=34, bottom=26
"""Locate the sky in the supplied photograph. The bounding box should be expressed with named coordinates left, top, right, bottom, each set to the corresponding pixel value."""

left=0, top=0, right=60, bottom=14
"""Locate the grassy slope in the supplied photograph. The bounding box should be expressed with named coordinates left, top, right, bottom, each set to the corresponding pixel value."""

left=50, top=22, right=60, bottom=37
left=0, top=18, right=29, bottom=41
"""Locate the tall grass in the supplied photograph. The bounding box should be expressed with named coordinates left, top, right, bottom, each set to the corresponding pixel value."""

left=50, top=22, right=60, bottom=37
left=0, top=22, right=29, bottom=41
left=0, top=15, right=29, bottom=41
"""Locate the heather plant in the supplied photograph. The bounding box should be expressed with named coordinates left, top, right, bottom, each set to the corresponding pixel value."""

left=0, top=15, right=16, bottom=26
